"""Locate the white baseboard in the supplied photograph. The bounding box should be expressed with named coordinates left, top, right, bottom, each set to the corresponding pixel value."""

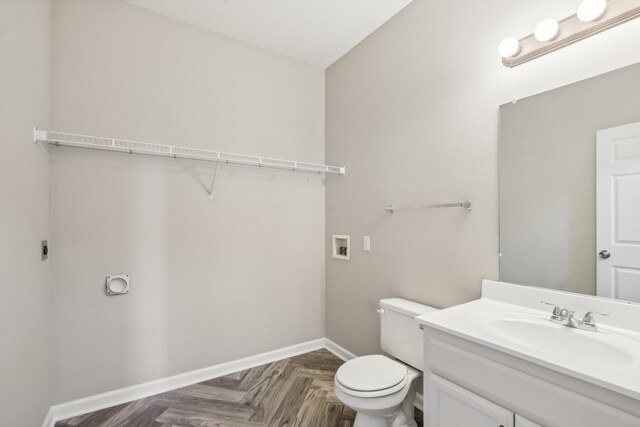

left=415, top=392, right=424, bottom=411
left=41, top=407, right=54, bottom=427
left=42, top=337, right=421, bottom=427
left=324, top=338, right=357, bottom=361
left=44, top=338, right=325, bottom=427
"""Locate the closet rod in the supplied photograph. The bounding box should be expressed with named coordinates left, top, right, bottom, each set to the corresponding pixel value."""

left=33, top=129, right=346, bottom=175
left=386, top=200, right=473, bottom=213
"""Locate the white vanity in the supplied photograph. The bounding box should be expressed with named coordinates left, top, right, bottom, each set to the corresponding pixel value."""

left=417, top=280, right=640, bottom=427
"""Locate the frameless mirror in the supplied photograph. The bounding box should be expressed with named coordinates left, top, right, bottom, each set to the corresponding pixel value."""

left=499, top=61, right=640, bottom=303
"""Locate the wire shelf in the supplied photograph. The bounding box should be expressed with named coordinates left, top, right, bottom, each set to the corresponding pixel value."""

left=34, top=129, right=346, bottom=175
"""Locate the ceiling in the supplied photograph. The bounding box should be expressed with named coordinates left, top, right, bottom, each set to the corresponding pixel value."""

left=124, top=0, right=413, bottom=69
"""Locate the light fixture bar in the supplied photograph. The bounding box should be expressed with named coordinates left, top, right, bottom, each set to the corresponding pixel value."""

left=502, top=0, right=640, bottom=68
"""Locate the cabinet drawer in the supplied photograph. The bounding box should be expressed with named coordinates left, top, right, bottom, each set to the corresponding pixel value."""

left=516, top=415, right=544, bottom=427
left=430, top=373, right=514, bottom=427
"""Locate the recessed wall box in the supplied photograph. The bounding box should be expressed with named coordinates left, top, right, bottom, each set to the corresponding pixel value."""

left=332, top=235, right=350, bottom=261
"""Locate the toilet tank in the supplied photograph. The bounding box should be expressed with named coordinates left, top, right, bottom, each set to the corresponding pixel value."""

left=380, top=298, right=439, bottom=370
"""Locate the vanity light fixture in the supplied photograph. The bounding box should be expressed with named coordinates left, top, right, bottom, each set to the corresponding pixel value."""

left=499, top=0, right=640, bottom=68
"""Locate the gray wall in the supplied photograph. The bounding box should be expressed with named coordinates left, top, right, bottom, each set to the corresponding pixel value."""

left=0, top=1, right=53, bottom=425
left=325, top=0, right=640, bottom=356
left=50, top=0, right=326, bottom=403
left=500, top=63, right=640, bottom=295
left=4, top=0, right=640, bottom=419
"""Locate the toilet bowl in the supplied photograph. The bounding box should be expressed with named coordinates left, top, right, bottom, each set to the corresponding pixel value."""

left=334, top=354, right=420, bottom=427
left=333, top=298, right=438, bottom=427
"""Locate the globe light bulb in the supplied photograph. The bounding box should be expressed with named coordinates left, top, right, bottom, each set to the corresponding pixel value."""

left=577, top=0, right=607, bottom=22
left=534, top=19, right=559, bottom=42
left=498, top=37, right=521, bottom=58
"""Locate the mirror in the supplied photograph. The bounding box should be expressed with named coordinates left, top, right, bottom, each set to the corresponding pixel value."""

left=499, top=61, right=640, bottom=303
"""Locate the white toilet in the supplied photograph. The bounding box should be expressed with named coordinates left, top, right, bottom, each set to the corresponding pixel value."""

left=334, top=298, right=438, bottom=427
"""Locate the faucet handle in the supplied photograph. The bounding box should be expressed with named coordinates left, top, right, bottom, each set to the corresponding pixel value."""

left=582, top=311, right=609, bottom=325
left=540, top=301, right=562, bottom=317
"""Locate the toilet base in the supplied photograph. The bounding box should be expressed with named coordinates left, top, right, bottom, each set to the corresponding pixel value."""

left=351, top=381, right=418, bottom=427
left=353, top=413, right=391, bottom=427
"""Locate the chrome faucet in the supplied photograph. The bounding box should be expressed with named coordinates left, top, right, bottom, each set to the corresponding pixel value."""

left=540, top=301, right=609, bottom=332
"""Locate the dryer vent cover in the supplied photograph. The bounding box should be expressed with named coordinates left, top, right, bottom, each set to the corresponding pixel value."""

left=106, top=274, right=129, bottom=296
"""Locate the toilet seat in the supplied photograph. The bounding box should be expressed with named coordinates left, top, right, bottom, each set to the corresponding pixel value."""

left=336, top=355, right=409, bottom=398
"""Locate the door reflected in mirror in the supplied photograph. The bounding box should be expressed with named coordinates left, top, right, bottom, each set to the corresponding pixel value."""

left=499, top=61, right=640, bottom=303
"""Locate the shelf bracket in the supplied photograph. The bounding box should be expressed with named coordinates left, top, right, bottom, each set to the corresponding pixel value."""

left=208, top=161, right=220, bottom=200
left=33, top=127, right=47, bottom=144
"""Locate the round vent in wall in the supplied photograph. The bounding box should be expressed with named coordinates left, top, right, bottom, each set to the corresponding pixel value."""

left=106, top=274, right=130, bottom=296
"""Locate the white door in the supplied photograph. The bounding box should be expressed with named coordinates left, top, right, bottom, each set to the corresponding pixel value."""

left=597, top=121, right=640, bottom=303
left=429, top=374, right=514, bottom=427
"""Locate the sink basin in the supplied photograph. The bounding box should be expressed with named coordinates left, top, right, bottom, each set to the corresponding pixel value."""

left=471, top=311, right=636, bottom=366
left=416, top=281, right=640, bottom=402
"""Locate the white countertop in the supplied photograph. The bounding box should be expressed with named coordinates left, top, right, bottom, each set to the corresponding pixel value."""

left=416, top=280, right=640, bottom=401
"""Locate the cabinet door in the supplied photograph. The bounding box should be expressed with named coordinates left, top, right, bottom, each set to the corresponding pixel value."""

left=515, top=415, right=544, bottom=427
left=429, top=374, right=514, bottom=427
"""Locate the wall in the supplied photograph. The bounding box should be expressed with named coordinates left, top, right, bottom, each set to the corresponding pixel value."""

left=50, top=0, right=325, bottom=403
left=0, top=1, right=52, bottom=425
left=500, top=62, right=640, bottom=295
left=325, top=0, right=640, bottom=356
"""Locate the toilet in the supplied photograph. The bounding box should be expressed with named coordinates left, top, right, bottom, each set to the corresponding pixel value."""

left=334, top=298, right=438, bottom=427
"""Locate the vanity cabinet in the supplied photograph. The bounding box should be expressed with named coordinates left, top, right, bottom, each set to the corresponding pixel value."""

left=422, top=327, right=640, bottom=427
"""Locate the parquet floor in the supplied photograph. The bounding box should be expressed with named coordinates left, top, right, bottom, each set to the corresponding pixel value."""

left=55, top=349, right=423, bottom=427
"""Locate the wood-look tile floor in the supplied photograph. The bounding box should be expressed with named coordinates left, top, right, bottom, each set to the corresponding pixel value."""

left=56, top=349, right=423, bottom=427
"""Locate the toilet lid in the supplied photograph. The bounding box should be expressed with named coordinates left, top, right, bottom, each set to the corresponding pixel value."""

left=336, top=355, right=408, bottom=392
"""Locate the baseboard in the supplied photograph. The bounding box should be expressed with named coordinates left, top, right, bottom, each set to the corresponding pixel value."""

left=41, top=407, right=54, bottom=427
left=415, top=392, right=424, bottom=411
left=44, top=338, right=326, bottom=426
left=323, top=338, right=357, bottom=361
left=43, top=337, right=421, bottom=427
